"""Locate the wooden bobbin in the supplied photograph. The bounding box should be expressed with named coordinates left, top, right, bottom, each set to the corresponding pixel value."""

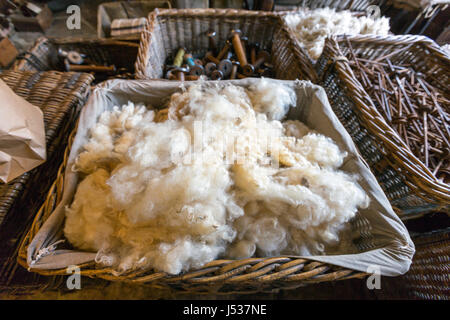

left=230, top=30, right=248, bottom=68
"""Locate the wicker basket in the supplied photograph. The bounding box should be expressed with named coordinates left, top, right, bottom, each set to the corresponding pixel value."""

left=316, top=34, right=450, bottom=218
left=12, top=37, right=139, bottom=83
left=97, top=1, right=172, bottom=40
left=278, top=1, right=387, bottom=68
left=16, top=79, right=417, bottom=294
left=134, top=8, right=318, bottom=82
left=0, top=70, right=93, bottom=285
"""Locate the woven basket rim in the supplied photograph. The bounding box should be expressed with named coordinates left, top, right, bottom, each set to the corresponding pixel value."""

left=322, top=33, right=450, bottom=205
left=0, top=70, right=93, bottom=287
left=134, top=8, right=318, bottom=82
left=331, top=33, right=449, bottom=57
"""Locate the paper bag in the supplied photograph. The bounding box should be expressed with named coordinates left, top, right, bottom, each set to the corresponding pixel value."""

left=0, top=79, right=46, bottom=183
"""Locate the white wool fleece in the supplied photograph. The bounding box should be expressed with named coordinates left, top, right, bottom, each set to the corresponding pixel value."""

left=285, top=8, right=390, bottom=60
left=65, top=81, right=369, bottom=275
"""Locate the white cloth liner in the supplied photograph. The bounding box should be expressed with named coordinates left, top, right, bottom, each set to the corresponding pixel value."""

left=27, top=79, right=415, bottom=277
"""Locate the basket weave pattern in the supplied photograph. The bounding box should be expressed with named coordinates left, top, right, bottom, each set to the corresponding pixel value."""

left=404, top=230, right=450, bottom=299
left=378, top=228, right=450, bottom=299
left=0, top=71, right=93, bottom=226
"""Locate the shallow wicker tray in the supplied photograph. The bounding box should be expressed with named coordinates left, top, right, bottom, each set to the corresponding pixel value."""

left=0, top=70, right=93, bottom=284
left=16, top=79, right=416, bottom=294
left=316, top=34, right=450, bottom=218
left=134, top=8, right=318, bottom=82
left=12, top=37, right=139, bottom=83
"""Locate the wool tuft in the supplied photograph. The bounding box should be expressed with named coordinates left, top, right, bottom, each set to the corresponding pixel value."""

left=64, top=82, right=369, bottom=275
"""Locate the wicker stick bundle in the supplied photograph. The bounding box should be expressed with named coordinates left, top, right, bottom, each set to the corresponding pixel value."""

left=317, top=34, right=450, bottom=217
left=344, top=41, right=450, bottom=183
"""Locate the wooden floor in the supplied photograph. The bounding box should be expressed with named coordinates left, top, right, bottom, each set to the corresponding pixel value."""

left=0, top=277, right=406, bottom=300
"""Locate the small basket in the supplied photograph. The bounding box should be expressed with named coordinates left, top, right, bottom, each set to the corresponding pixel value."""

left=134, top=8, right=318, bottom=82
left=12, top=37, right=139, bottom=82
left=0, top=70, right=93, bottom=284
left=16, top=79, right=415, bottom=294
left=317, top=34, right=450, bottom=218
left=97, top=1, right=172, bottom=40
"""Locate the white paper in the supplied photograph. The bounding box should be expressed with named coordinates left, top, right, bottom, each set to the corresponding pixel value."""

left=0, top=79, right=46, bottom=183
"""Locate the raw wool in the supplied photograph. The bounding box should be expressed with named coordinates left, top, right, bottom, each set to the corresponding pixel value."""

left=64, top=81, right=369, bottom=275
left=285, top=8, right=390, bottom=60
left=248, top=79, right=297, bottom=120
